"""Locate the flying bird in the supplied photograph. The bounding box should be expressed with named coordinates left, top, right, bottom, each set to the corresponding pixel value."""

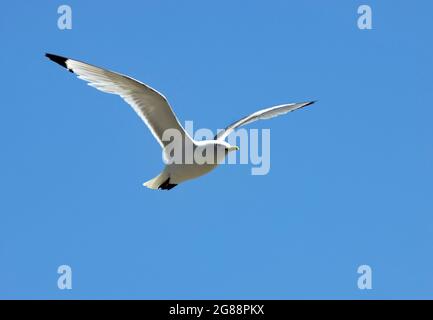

left=46, top=53, right=315, bottom=190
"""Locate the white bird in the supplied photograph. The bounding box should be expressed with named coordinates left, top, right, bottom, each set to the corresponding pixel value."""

left=46, top=53, right=315, bottom=190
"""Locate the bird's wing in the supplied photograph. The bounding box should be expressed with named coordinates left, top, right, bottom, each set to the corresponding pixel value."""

left=45, top=53, right=192, bottom=148
left=215, top=101, right=315, bottom=140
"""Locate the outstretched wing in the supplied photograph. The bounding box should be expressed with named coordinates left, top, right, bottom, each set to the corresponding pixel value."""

left=46, top=53, right=192, bottom=148
left=215, top=101, right=315, bottom=140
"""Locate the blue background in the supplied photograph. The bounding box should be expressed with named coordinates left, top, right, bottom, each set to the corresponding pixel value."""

left=1, top=1, right=432, bottom=299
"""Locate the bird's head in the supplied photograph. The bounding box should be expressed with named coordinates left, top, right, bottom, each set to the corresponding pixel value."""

left=219, top=141, right=239, bottom=153
left=226, top=145, right=240, bottom=152
left=215, top=141, right=239, bottom=153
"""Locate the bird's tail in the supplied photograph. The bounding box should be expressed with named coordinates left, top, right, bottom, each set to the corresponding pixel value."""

left=143, top=171, right=171, bottom=190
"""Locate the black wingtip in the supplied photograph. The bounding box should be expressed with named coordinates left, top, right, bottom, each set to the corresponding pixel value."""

left=45, top=53, right=73, bottom=72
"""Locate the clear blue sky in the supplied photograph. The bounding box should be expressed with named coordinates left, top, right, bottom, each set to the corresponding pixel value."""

left=1, top=1, right=432, bottom=299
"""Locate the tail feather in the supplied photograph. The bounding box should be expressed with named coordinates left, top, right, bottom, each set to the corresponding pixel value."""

left=143, top=172, right=177, bottom=190
left=143, top=172, right=168, bottom=190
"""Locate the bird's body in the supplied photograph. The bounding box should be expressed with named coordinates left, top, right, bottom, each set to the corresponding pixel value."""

left=148, top=140, right=231, bottom=189
left=46, top=53, right=315, bottom=190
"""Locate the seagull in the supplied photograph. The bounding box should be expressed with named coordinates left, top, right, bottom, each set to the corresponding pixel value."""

left=46, top=53, right=315, bottom=190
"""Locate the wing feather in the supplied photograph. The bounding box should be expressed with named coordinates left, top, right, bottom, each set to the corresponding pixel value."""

left=215, top=101, right=316, bottom=140
left=46, top=53, right=192, bottom=148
